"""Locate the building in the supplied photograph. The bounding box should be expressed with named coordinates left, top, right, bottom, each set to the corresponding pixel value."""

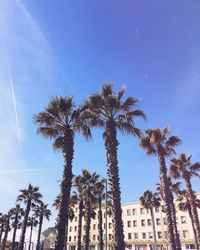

left=66, top=195, right=199, bottom=250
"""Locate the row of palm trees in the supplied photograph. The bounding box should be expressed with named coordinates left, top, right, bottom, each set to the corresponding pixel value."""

left=0, top=184, right=51, bottom=250
left=34, top=82, right=200, bottom=250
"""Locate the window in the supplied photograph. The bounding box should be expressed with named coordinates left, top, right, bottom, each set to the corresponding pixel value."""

left=134, top=233, right=138, bottom=239
left=133, top=220, right=137, bottom=227
left=163, top=218, right=167, bottom=225
left=74, top=236, right=76, bottom=241
left=164, top=231, right=168, bottom=239
left=103, top=223, right=105, bottom=229
left=109, top=223, right=112, bottom=229
left=155, top=207, right=159, bottom=213
left=93, top=235, right=96, bottom=241
left=75, top=207, right=78, bottom=212
left=148, top=232, right=153, bottom=239
left=69, top=236, right=71, bottom=242
left=140, top=208, right=145, bottom=214
left=142, top=232, right=146, bottom=239
left=69, top=226, right=72, bottom=232
left=157, top=231, right=162, bottom=239
left=127, top=221, right=131, bottom=227
left=128, top=233, right=132, bottom=240
left=74, top=226, right=77, bottom=231
left=93, top=224, right=96, bottom=230
left=162, top=205, right=166, bottom=212
left=147, top=219, right=152, bottom=226
left=141, top=220, right=145, bottom=226
left=75, top=216, right=77, bottom=222
left=127, top=245, right=132, bottom=249
left=181, top=216, right=186, bottom=224
left=109, top=234, right=112, bottom=240
left=132, top=208, right=136, bottom=215
left=156, top=218, right=161, bottom=225
left=183, top=230, right=188, bottom=238
left=146, top=208, right=150, bottom=214
left=127, top=209, right=131, bottom=216
left=186, top=244, right=195, bottom=249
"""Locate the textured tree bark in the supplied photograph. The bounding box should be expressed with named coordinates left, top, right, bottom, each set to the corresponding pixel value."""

left=150, top=207, right=158, bottom=250
left=98, top=197, right=104, bottom=250
left=104, top=120, right=125, bottom=250
left=84, top=194, right=92, bottom=250
left=1, top=218, right=9, bottom=250
left=158, top=153, right=176, bottom=250
left=36, top=215, right=43, bottom=250
left=188, top=204, right=199, bottom=249
left=55, top=128, right=74, bottom=250
left=19, top=200, right=31, bottom=250
left=11, top=211, right=19, bottom=250
left=169, top=191, right=182, bottom=250
left=28, top=224, right=33, bottom=250
left=186, top=180, right=200, bottom=248
left=77, top=200, right=83, bottom=250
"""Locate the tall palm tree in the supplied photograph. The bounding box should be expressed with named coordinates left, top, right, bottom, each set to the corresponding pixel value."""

left=140, top=190, right=160, bottom=250
left=0, top=213, right=5, bottom=242
left=34, top=202, right=51, bottom=250
left=93, top=179, right=106, bottom=250
left=176, top=190, right=200, bottom=249
left=27, top=216, right=38, bottom=250
left=84, top=83, right=145, bottom=249
left=1, top=210, right=12, bottom=250
left=140, top=127, right=181, bottom=250
left=10, top=204, right=24, bottom=250
left=80, top=169, right=100, bottom=250
left=170, top=153, right=200, bottom=248
left=17, top=184, right=42, bottom=250
left=34, top=96, right=91, bottom=250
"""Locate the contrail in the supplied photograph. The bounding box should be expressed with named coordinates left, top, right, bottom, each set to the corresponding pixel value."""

left=3, top=168, right=49, bottom=174
left=3, top=35, right=22, bottom=151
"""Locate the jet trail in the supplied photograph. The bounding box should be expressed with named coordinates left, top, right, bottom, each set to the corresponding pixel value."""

left=3, top=35, right=22, bottom=151
left=3, top=168, right=49, bottom=174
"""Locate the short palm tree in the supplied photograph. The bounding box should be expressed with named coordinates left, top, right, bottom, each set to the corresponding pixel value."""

left=140, top=127, right=181, bottom=250
left=34, top=202, right=51, bottom=250
left=84, top=83, right=145, bottom=249
left=170, top=153, right=200, bottom=248
left=34, top=96, right=91, bottom=250
left=17, top=184, right=42, bottom=250
left=140, top=190, right=160, bottom=250
left=27, top=216, right=38, bottom=250
left=176, top=190, right=200, bottom=249
left=10, top=204, right=24, bottom=250
left=93, top=179, right=106, bottom=250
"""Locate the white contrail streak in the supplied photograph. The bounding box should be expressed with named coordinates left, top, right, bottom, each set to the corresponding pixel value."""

left=3, top=35, right=22, bottom=151
left=3, top=168, right=49, bottom=174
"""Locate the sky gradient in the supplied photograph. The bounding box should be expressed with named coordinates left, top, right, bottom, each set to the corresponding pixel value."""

left=0, top=0, right=200, bottom=237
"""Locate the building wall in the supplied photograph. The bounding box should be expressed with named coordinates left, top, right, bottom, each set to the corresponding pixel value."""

left=67, top=196, right=199, bottom=250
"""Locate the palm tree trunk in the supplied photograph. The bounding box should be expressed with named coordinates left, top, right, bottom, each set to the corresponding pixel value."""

left=104, top=120, right=125, bottom=250
left=55, top=128, right=74, bottom=250
left=36, top=215, right=43, bottom=250
left=28, top=224, right=33, bottom=250
left=77, top=200, right=83, bottom=250
left=150, top=207, right=157, bottom=250
left=169, top=191, right=181, bottom=250
left=185, top=179, right=200, bottom=247
left=157, top=153, right=176, bottom=250
left=0, top=223, right=4, bottom=242
left=98, top=197, right=104, bottom=250
left=11, top=212, right=19, bottom=250
left=84, top=199, right=91, bottom=250
left=19, top=200, right=31, bottom=250
left=188, top=204, right=199, bottom=249
left=1, top=218, right=9, bottom=250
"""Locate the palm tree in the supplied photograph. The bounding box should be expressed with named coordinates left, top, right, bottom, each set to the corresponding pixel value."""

left=170, top=153, right=200, bottom=247
left=140, top=127, right=181, bottom=250
left=84, top=83, right=145, bottom=249
left=176, top=190, right=200, bottom=249
left=1, top=210, right=12, bottom=250
left=34, top=96, right=92, bottom=250
left=0, top=213, right=5, bottom=242
left=80, top=169, right=100, bottom=250
left=10, top=204, right=24, bottom=250
left=93, top=179, right=106, bottom=250
left=27, top=216, right=38, bottom=250
left=34, top=202, right=51, bottom=250
left=17, top=184, right=42, bottom=250
left=140, top=190, right=160, bottom=250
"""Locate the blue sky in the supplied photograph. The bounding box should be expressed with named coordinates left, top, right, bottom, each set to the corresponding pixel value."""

left=0, top=0, right=200, bottom=232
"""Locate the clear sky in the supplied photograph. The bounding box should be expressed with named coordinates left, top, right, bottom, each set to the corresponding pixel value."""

left=0, top=0, right=200, bottom=233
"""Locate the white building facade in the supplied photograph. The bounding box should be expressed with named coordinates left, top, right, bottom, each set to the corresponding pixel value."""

left=67, top=197, right=199, bottom=250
